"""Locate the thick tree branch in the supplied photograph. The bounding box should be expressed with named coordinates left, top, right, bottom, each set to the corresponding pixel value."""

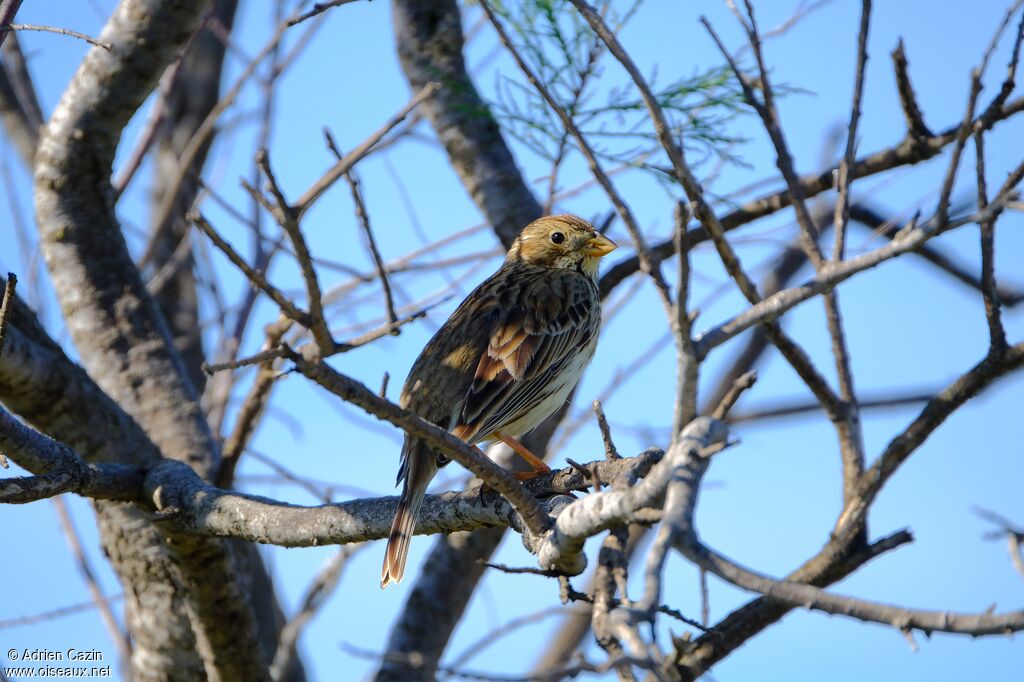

left=0, top=400, right=660, bottom=546
left=391, top=0, right=542, bottom=248
left=30, top=1, right=273, bottom=678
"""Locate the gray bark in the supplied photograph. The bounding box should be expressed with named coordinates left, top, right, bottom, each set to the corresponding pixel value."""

left=29, top=0, right=269, bottom=678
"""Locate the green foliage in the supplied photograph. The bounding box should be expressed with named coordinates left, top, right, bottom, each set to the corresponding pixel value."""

left=483, top=0, right=749, bottom=186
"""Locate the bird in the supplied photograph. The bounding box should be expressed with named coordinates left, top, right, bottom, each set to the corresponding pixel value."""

left=381, top=214, right=617, bottom=588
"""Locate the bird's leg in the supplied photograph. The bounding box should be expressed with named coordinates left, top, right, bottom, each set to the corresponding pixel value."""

left=495, top=432, right=551, bottom=480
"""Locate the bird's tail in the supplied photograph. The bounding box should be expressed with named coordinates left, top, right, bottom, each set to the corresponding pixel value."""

left=381, top=444, right=437, bottom=588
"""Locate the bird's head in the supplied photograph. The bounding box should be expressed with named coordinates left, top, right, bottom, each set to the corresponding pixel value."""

left=507, top=214, right=617, bottom=277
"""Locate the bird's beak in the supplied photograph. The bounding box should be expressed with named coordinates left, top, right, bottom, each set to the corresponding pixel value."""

left=584, top=233, right=618, bottom=257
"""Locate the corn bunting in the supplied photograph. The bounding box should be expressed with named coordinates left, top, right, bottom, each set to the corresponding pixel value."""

left=381, top=214, right=617, bottom=587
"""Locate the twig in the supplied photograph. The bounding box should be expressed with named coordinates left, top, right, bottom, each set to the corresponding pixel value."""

left=479, top=0, right=675, bottom=319
left=481, top=562, right=563, bottom=577
left=293, top=81, right=440, bottom=214
left=693, top=199, right=1016, bottom=357
left=190, top=212, right=312, bottom=328
left=710, top=371, right=757, bottom=420
left=891, top=40, right=932, bottom=139
left=832, top=0, right=872, bottom=262
left=0, top=594, right=125, bottom=629
left=285, top=0, right=360, bottom=28
left=566, top=458, right=601, bottom=492
left=978, top=4, right=1024, bottom=128
left=217, top=318, right=292, bottom=488
left=256, top=149, right=335, bottom=353
left=270, top=545, right=363, bottom=680
left=0, top=0, right=24, bottom=50
left=448, top=607, right=573, bottom=671
left=675, top=530, right=1024, bottom=636
left=973, top=131, right=1007, bottom=350
left=849, top=203, right=1024, bottom=306
left=729, top=390, right=934, bottom=423
left=202, top=348, right=285, bottom=374
left=673, top=202, right=698, bottom=434
left=337, top=155, right=398, bottom=326
left=0, top=272, right=15, bottom=357
left=53, top=498, right=132, bottom=671
left=935, top=68, right=983, bottom=229
left=0, top=24, right=111, bottom=50
left=592, top=400, right=620, bottom=460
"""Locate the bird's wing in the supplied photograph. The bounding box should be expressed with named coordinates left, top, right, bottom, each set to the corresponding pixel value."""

left=457, top=268, right=598, bottom=442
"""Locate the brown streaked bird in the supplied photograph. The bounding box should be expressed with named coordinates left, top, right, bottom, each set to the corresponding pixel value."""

left=381, top=214, right=617, bottom=588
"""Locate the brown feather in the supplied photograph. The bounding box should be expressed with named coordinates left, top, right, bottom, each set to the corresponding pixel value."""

left=381, top=215, right=615, bottom=588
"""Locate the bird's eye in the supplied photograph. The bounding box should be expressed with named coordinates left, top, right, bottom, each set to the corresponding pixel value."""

left=550, top=231, right=565, bottom=245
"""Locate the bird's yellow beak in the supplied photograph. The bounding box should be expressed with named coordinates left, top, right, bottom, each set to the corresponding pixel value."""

left=584, top=233, right=618, bottom=257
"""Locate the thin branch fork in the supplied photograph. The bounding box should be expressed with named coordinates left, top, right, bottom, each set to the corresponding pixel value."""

left=0, top=271, right=15, bottom=358
left=0, top=23, right=112, bottom=50
left=293, top=81, right=440, bottom=215
left=598, top=96, right=1024, bottom=298
left=704, top=5, right=868, bottom=503
left=675, top=532, right=1024, bottom=637
left=693, top=195, right=1017, bottom=358
left=566, top=0, right=846, bottom=433
left=254, top=149, right=335, bottom=354
left=974, top=130, right=1008, bottom=351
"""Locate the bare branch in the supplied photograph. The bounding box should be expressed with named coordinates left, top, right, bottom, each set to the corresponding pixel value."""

left=191, top=212, right=312, bottom=328
left=534, top=418, right=728, bottom=575
left=256, top=149, right=335, bottom=353
left=0, top=272, right=15, bottom=357
left=711, top=371, right=757, bottom=420
left=1, top=23, right=111, bottom=49
left=0, top=0, right=24, bottom=49
left=694, top=200, right=1015, bottom=356
left=53, top=498, right=132, bottom=673
left=592, top=400, right=620, bottom=461
left=285, top=0, right=361, bottom=28
left=598, top=97, right=1024, bottom=297
left=676, top=532, right=1024, bottom=636
left=293, top=82, right=440, bottom=215
left=342, top=165, right=398, bottom=326
left=832, top=0, right=872, bottom=262
left=973, top=131, right=1007, bottom=350
left=891, top=40, right=932, bottom=139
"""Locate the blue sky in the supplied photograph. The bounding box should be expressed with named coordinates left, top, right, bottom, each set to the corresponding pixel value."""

left=2, top=1, right=1023, bottom=680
